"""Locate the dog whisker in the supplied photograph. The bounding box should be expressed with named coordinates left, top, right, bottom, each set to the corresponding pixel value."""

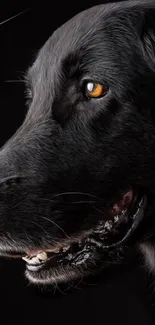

left=41, top=216, right=70, bottom=240
left=39, top=198, right=56, bottom=203
left=5, top=80, right=25, bottom=83
left=30, top=221, right=60, bottom=246
left=51, top=192, right=101, bottom=201
left=30, top=221, right=49, bottom=238
left=94, top=208, right=108, bottom=218
left=70, top=200, right=97, bottom=204
left=40, top=198, right=96, bottom=205
left=0, top=9, right=30, bottom=26
left=1, top=0, right=153, bottom=286
left=54, top=282, right=66, bottom=295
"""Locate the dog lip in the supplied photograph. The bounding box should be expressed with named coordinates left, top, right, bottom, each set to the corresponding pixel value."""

left=0, top=191, right=146, bottom=272
left=101, top=194, right=147, bottom=250
left=24, top=245, right=71, bottom=257
left=25, top=193, right=147, bottom=275
left=0, top=251, right=24, bottom=258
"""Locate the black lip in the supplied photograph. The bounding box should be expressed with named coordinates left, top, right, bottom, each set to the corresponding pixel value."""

left=101, top=194, right=147, bottom=249
left=26, top=194, right=147, bottom=273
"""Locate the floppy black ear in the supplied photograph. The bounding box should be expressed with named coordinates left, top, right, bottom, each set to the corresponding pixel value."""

left=139, top=2, right=155, bottom=67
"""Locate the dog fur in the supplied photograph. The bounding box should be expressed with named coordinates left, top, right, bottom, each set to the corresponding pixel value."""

left=1, top=0, right=155, bottom=284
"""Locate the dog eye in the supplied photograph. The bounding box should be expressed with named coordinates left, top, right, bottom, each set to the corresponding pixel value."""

left=85, top=81, right=108, bottom=98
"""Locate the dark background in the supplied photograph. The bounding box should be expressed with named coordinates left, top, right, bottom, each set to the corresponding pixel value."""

left=0, top=1, right=155, bottom=324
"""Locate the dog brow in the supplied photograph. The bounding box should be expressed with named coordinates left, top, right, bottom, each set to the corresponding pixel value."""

left=62, top=53, right=80, bottom=79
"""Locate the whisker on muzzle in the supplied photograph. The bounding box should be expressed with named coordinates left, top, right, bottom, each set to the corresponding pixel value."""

left=0, top=9, right=30, bottom=26
left=41, top=216, right=70, bottom=240
left=50, top=192, right=101, bottom=201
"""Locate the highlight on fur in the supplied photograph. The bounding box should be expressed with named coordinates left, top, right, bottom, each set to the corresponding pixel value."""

left=1, top=0, right=155, bottom=284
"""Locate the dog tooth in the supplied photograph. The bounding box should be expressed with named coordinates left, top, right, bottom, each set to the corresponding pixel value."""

left=104, top=221, right=113, bottom=231
left=67, top=253, right=73, bottom=260
left=114, top=216, right=119, bottom=223
left=22, top=255, right=40, bottom=265
left=37, top=252, right=47, bottom=261
left=62, top=245, right=70, bottom=252
left=31, top=256, right=40, bottom=264
left=22, top=256, right=30, bottom=263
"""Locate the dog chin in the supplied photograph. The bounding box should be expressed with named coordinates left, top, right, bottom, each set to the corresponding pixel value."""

left=25, top=266, right=81, bottom=285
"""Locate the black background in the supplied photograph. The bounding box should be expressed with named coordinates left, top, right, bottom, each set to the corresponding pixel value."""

left=0, top=1, right=155, bottom=324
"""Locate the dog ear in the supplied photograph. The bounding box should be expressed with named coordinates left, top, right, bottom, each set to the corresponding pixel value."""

left=139, top=4, right=155, bottom=67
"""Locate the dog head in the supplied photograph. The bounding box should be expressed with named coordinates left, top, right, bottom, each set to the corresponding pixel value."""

left=1, top=0, right=155, bottom=284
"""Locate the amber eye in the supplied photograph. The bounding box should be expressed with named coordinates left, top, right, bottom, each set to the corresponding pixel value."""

left=85, top=81, right=107, bottom=98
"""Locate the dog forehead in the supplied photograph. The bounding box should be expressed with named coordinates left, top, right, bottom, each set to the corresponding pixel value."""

left=31, top=5, right=106, bottom=70
left=28, top=1, right=145, bottom=80
left=51, top=5, right=105, bottom=51
left=27, top=0, right=151, bottom=88
left=27, top=5, right=105, bottom=88
left=36, top=0, right=152, bottom=61
left=28, top=3, right=123, bottom=83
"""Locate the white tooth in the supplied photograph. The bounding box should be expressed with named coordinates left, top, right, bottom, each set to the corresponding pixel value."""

left=22, top=256, right=30, bottom=263
left=114, top=216, right=119, bottom=223
left=104, top=220, right=113, bottom=231
left=22, top=255, right=40, bottom=265
left=62, top=245, right=70, bottom=252
left=37, top=252, right=47, bottom=261
left=30, top=256, right=40, bottom=264
left=67, top=253, right=73, bottom=260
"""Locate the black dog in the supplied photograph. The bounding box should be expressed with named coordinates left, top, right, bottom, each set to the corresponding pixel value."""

left=1, top=0, right=155, bottom=284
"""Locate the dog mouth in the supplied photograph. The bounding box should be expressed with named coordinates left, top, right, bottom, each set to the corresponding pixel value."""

left=0, top=189, right=147, bottom=279
left=2, top=189, right=146, bottom=279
